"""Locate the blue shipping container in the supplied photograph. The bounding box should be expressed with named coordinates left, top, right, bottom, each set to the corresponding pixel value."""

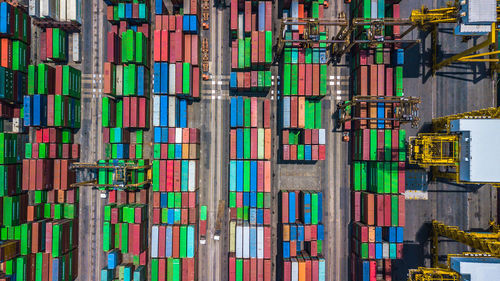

left=289, top=191, right=296, bottom=223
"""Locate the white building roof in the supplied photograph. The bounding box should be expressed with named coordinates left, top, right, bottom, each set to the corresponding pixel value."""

left=450, top=119, right=500, bottom=182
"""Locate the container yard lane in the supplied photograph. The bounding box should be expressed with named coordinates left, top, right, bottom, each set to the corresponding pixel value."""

left=78, top=0, right=107, bottom=280
left=199, top=2, right=230, bottom=281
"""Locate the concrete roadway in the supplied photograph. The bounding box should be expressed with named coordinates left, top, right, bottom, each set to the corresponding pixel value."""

left=196, top=1, right=230, bottom=281
left=77, top=0, right=106, bottom=280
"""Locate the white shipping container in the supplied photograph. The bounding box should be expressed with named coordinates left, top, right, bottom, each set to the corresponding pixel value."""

left=188, top=160, right=197, bottom=191
left=12, top=118, right=21, bottom=133
left=382, top=242, right=389, bottom=259
left=116, top=65, right=123, bottom=96
left=229, top=221, right=236, bottom=253
left=257, top=128, right=264, bottom=159
left=243, top=225, right=250, bottom=258
left=238, top=13, right=244, bottom=40
left=152, top=96, right=160, bottom=127
left=169, top=64, right=176, bottom=95
left=291, top=259, right=299, bottom=281
left=29, top=0, right=40, bottom=18
left=257, top=226, right=264, bottom=259
left=318, top=258, right=326, bottom=281
left=235, top=225, right=243, bottom=258
left=59, top=0, right=67, bottom=21
left=184, top=0, right=191, bottom=15
left=72, top=33, right=81, bottom=63
left=67, top=0, right=82, bottom=23
left=371, top=0, right=378, bottom=18
left=175, top=128, right=182, bottom=143
left=319, top=129, right=326, bottom=145
left=291, top=1, right=298, bottom=30
left=151, top=225, right=159, bottom=258
left=168, top=96, right=176, bottom=127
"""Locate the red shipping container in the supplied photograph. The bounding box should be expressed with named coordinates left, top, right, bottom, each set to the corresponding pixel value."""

left=172, top=226, right=180, bottom=258
left=251, top=31, right=258, bottom=64
left=161, top=30, right=169, bottom=62
left=159, top=258, right=166, bottom=281
left=139, top=97, right=147, bottom=128
left=123, top=97, right=130, bottom=128
left=46, top=28, right=53, bottom=59
left=391, top=130, right=399, bottom=161
left=284, top=260, right=291, bottom=281
left=298, top=63, right=305, bottom=95
left=283, top=144, right=289, bottom=160
left=352, top=191, right=361, bottom=222
left=47, top=95, right=54, bottom=126
left=362, top=129, right=370, bottom=160
left=131, top=97, right=138, bottom=128
left=244, top=2, right=251, bottom=33
left=399, top=195, right=405, bottom=226
left=377, top=64, right=385, bottom=96
left=257, top=161, right=264, bottom=192
left=230, top=130, right=237, bottom=159
left=184, top=34, right=191, bottom=64
left=167, top=160, right=174, bottom=191
left=370, top=65, right=377, bottom=96
left=290, top=97, right=298, bottom=128
left=192, top=66, right=200, bottom=98
left=264, top=259, right=271, bottom=281
left=250, top=258, right=257, bottom=281
left=251, top=71, right=258, bottom=89
left=191, top=35, right=199, bottom=66
left=229, top=256, right=236, bottom=281
left=173, top=160, right=181, bottom=191
left=265, top=1, right=272, bottom=31
left=264, top=161, right=271, bottom=192
left=264, top=209, right=271, bottom=225
left=258, top=32, right=265, bottom=64
left=251, top=98, right=258, bottom=127
left=290, top=145, right=297, bottom=161
left=359, top=66, right=368, bottom=95
left=377, top=130, right=384, bottom=161
left=318, top=145, right=326, bottom=160
left=250, top=128, right=257, bottom=159
left=282, top=130, right=289, bottom=145
left=263, top=100, right=270, bottom=128
left=168, top=15, right=176, bottom=31
left=311, top=145, right=319, bottom=161
left=264, top=226, right=271, bottom=259
left=230, top=0, right=238, bottom=31
left=304, top=129, right=311, bottom=145
left=243, top=259, right=250, bottom=281
left=305, top=64, right=312, bottom=96
left=244, top=72, right=251, bottom=89
left=398, top=162, right=405, bottom=193
left=231, top=41, right=238, bottom=69
left=384, top=195, right=391, bottom=227
left=376, top=195, right=384, bottom=226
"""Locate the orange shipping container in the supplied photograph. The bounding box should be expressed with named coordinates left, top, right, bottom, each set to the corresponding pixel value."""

left=264, top=129, right=271, bottom=160
left=282, top=224, right=290, bottom=241
left=264, top=161, right=271, bottom=192
left=182, top=143, right=189, bottom=159
left=155, top=15, right=162, bottom=30
left=298, top=97, right=305, bottom=128
left=298, top=257, right=306, bottom=280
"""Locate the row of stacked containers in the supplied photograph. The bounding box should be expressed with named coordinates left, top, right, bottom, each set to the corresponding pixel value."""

left=228, top=1, right=273, bottom=280
left=150, top=0, right=201, bottom=281
left=100, top=0, right=151, bottom=280
left=1, top=0, right=82, bottom=279
left=280, top=1, right=327, bottom=162
left=278, top=191, right=326, bottom=281
left=348, top=1, right=406, bottom=280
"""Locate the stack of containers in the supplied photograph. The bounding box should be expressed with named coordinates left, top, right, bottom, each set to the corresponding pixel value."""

left=24, top=64, right=82, bottom=129
left=348, top=1, right=405, bottom=280
left=29, top=0, right=82, bottom=23
left=152, top=7, right=200, bottom=98
left=17, top=50, right=81, bottom=280
left=150, top=1, right=201, bottom=280
left=101, top=0, right=151, bottom=279
left=40, top=28, right=68, bottom=62
left=229, top=0, right=273, bottom=92
left=280, top=1, right=328, bottom=161
left=279, top=191, right=326, bottom=281
left=0, top=2, right=31, bottom=128
left=228, top=96, right=272, bottom=280
left=0, top=132, right=27, bottom=280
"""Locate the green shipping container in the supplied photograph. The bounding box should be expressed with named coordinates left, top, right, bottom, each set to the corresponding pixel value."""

left=395, top=66, right=403, bottom=96
left=283, top=64, right=291, bottom=95
left=183, top=63, right=191, bottom=94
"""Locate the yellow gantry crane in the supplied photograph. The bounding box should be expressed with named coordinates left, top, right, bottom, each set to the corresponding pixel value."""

left=70, top=161, right=152, bottom=191
left=410, top=0, right=500, bottom=73
left=409, top=107, right=500, bottom=187
left=408, top=221, right=500, bottom=280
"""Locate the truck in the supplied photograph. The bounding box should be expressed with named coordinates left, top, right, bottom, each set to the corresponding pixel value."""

left=199, top=205, right=207, bottom=244
left=214, top=200, right=225, bottom=240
